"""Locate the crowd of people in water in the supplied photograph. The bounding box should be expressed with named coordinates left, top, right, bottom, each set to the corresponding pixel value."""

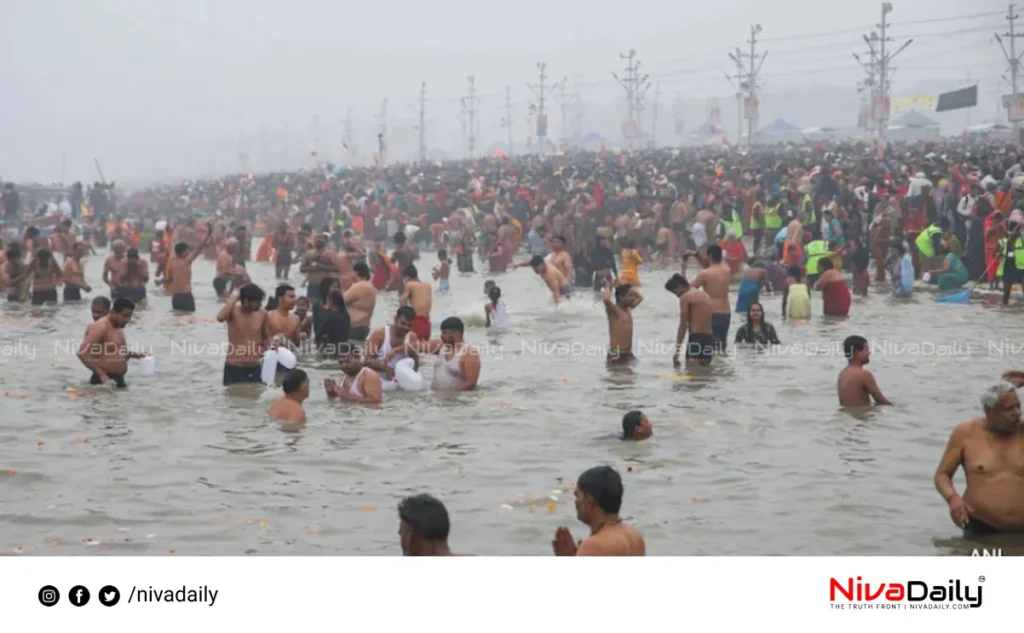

left=4, top=135, right=1024, bottom=554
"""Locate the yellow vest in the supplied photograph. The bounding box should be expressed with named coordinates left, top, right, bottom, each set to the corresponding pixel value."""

left=724, top=210, right=744, bottom=238
left=915, top=224, right=942, bottom=259
left=801, top=194, right=816, bottom=226
left=764, top=203, right=782, bottom=229
left=998, top=238, right=1007, bottom=277
left=805, top=240, right=828, bottom=275
left=1007, top=236, right=1024, bottom=272
left=750, top=202, right=763, bottom=229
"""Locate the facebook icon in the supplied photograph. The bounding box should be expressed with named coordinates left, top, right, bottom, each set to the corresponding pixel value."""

left=69, top=585, right=91, bottom=607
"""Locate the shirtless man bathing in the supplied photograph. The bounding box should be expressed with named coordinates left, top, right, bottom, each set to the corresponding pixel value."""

left=216, top=284, right=270, bottom=386
left=343, top=261, right=377, bottom=344
left=76, top=297, right=145, bottom=388
left=269, top=368, right=309, bottom=427
left=837, top=335, right=891, bottom=407
left=603, top=279, right=643, bottom=363
left=935, top=382, right=1024, bottom=537
left=665, top=273, right=715, bottom=368
left=400, top=265, right=433, bottom=340
left=552, top=465, right=645, bottom=556
left=688, top=244, right=733, bottom=352
left=214, top=239, right=250, bottom=299
left=528, top=255, right=571, bottom=305
left=165, top=222, right=213, bottom=313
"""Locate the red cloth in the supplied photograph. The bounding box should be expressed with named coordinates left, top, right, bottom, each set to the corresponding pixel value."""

left=411, top=315, right=431, bottom=340
left=822, top=279, right=851, bottom=317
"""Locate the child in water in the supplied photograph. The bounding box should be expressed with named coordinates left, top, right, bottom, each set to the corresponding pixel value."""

left=433, top=249, right=451, bottom=293
left=483, top=281, right=510, bottom=329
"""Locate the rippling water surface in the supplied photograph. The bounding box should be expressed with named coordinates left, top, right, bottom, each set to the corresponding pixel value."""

left=1, top=251, right=1022, bottom=555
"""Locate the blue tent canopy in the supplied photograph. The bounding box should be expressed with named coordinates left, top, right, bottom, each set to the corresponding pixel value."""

left=760, top=118, right=801, bottom=133
left=582, top=131, right=605, bottom=143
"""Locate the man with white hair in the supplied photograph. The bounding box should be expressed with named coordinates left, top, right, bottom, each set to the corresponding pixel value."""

left=934, top=381, right=1024, bottom=537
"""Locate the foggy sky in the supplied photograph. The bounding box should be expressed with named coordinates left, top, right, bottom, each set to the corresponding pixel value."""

left=0, top=0, right=1007, bottom=184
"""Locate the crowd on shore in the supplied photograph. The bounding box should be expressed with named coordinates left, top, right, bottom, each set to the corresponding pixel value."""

left=4, top=136, right=1024, bottom=554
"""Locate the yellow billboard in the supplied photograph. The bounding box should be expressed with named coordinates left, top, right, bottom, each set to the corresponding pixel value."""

left=892, top=95, right=937, bottom=112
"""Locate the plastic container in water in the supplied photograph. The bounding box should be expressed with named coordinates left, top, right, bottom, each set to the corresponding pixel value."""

left=135, top=355, right=156, bottom=377
left=276, top=347, right=297, bottom=370
left=394, top=358, right=427, bottom=391
left=261, top=350, right=279, bottom=385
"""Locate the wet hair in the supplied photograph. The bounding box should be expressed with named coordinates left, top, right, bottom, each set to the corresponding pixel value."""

left=438, top=249, right=448, bottom=260
left=92, top=296, right=111, bottom=310
left=843, top=335, right=868, bottom=360
left=483, top=279, right=496, bottom=294
left=395, top=306, right=416, bottom=321
left=174, top=242, right=189, bottom=256
left=746, top=302, right=765, bottom=329
left=112, top=297, right=135, bottom=313
left=126, top=248, right=139, bottom=259
left=577, top=466, right=623, bottom=514
left=614, top=284, right=633, bottom=302
left=267, top=284, right=294, bottom=309
left=981, top=383, right=1016, bottom=409
left=817, top=257, right=834, bottom=272
left=440, top=316, right=465, bottom=333
left=891, top=241, right=906, bottom=255
left=706, top=244, right=723, bottom=263
left=326, top=289, right=347, bottom=315
left=282, top=369, right=308, bottom=395
left=403, top=265, right=418, bottom=279
left=393, top=232, right=406, bottom=244
left=353, top=261, right=371, bottom=280
left=664, top=273, right=689, bottom=292
left=318, top=277, right=339, bottom=301
left=239, top=284, right=265, bottom=304
left=529, top=255, right=545, bottom=268
left=787, top=265, right=802, bottom=281
left=622, top=411, right=643, bottom=440
left=487, top=285, right=501, bottom=303
left=397, top=494, right=450, bottom=541
left=551, top=235, right=566, bottom=244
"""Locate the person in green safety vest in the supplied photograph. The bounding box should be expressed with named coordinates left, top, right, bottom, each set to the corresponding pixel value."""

left=913, top=218, right=946, bottom=277
left=717, top=205, right=744, bottom=241
left=762, top=196, right=784, bottom=248
left=1002, top=221, right=1024, bottom=306
left=800, top=192, right=817, bottom=238
left=804, top=237, right=834, bottom=287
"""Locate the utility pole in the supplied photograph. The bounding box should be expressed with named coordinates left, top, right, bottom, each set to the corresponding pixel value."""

left=461, top=76, right=479, bottom=158
left=342, top=107, right=354, bottom=158
left=529, top=63, right=556, bottom=152
left=377, top=99, right=389, bottom=166
left=996, top=3, right=1023, bottom=148
left=853, top=33, right=880, bottom=132
left=416, top=82, right=427, bottom=162
left=553, top=76, right=569, bottom=144
left=573, top=91, right=586, bottom=146
left=726, top=47, right=745, bottom=145
left=613, top=50, right=649, bottom=149
left=502, top=86, right=514, bottom=156
left=740, top=25, right=767, bottom=146
left=311, top=115, right=320, bottom=160
left=874, top=2, right=913, bottom=143
left=650, top=83, right=661, bottom=149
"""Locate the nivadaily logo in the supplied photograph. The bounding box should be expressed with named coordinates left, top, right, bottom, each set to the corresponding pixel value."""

left=830, top=576, right=984, bottom=609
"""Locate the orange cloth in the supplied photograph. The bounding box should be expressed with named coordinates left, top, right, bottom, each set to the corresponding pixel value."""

left=255, top=234, right=274, bottom=262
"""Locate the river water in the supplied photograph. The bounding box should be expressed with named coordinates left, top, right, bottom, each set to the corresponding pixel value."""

left=1, top=250, right=1022, bottom=556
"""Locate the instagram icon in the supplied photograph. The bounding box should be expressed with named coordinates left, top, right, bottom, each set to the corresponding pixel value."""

left=38, top=585, right=60, bottom=607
